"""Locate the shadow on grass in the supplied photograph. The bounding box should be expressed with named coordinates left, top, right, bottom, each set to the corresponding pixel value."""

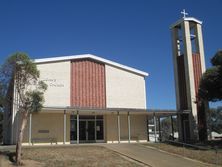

left=0, top=151, right=16, bottom=163
left=204, top=140, right=222, bottom=149
left=163, top=139, right=222, bottom=150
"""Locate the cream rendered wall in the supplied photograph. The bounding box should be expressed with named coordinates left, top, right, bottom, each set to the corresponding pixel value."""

left=106, top=65, right=146, bottom=109
left=37, top=61, right=70, bottom=107
left=130, top=115, right=147, bottom=140
left=105, top=114, right=118, bottom=142
left=120, top=115, right=128, bottom=139
left=23, top=113, right=70, bottom=143
left=105, top=114, right=147, bottom=142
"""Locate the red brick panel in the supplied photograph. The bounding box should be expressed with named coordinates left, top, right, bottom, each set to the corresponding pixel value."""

left=71, top=59, right=106, bottom=108
left=192, top=53, right=207, bottom=134
left=192, top=53, right=202, bottom=96
left=177, top=55, right=188, bottom=110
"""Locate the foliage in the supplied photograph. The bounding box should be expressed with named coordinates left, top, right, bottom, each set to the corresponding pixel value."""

left=160, top=117, right=178, bottom=140
left=198, top=50, right=222, bottom=102
left=211, top=50, right=222, bottom=66
left=0, top=52, right=47, bottom=113
left=0, top=82, right=6, bottom=108
left=0, top=52, right=47, bottom=165
left=208, top=107, right=222, bottom=134
left=0, top=111, right=2, bottom=143
left=0, top=110, right=2, bottom=121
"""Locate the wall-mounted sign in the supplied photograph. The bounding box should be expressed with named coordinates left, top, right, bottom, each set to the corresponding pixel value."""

left=38, top=130, right=49, bottom=133
left=41, top=78, right=65, bottom=87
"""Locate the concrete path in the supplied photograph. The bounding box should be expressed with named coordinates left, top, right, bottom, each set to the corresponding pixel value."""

left=0, top=145, right=16, bottom=151
left=103, top=143, right=210, bottom=167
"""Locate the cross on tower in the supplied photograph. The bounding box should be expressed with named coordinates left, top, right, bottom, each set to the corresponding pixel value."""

left=181, top=9, right=188, bottom=18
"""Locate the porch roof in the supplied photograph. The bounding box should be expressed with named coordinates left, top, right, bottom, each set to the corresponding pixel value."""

left=41, top=106, right=190, bottom=117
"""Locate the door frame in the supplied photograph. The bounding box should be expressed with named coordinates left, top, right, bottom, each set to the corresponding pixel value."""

left=70, top=115, right=105, bottom=143
left=79, top=119, right=95, bottom=142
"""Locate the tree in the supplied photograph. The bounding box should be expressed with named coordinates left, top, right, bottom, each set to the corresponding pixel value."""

left=198, top=50, right=222, bottom=141
left=160, top=117, right=178, bottom=141
left=208, top=107, right=222, bottom=134
left=0, top=109, right=3, bottom=143
left=0, top=82, right=5, bottom=108
left=0, top=52, right=47, bottom=165
left=198, top=50, right=222, bottom=102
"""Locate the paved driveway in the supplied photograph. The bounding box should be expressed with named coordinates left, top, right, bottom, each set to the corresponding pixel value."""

left=104, top=143, right=210, bottom=167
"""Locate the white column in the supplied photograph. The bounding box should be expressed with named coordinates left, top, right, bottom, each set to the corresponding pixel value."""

left=153, top=113, right=157, bottom=143
left=117, top=112, right=120, bottom=143
left=171, top=28, right=181, bottom=110
left=29, top=113, right=32, bottom=145
left=195, top=24, right=206, bottom=72
left=182, top=21, right=196, bottom=113
left=128, top=112, right=131, bottom=143
left=77, top=111, right=79, bottom=144
left=63, top=110, right=66, bottom=144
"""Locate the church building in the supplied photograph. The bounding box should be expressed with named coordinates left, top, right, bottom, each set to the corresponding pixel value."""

left=3, top=12, right=208, bottom=145
left=4, top=54, right=149, bottom=145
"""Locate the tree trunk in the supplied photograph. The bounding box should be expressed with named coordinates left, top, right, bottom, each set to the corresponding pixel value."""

left=197, top=101, right=208, bottom=142
left=16, top=112, right=28, bottom=165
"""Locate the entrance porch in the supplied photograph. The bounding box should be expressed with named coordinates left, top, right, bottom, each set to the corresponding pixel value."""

left=22, top=107, right=184, bottom=145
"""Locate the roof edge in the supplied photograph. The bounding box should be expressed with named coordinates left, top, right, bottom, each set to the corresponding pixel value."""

left=170, top=17, right=202, bottom=29
left=34, top=54, right=149, bottom=77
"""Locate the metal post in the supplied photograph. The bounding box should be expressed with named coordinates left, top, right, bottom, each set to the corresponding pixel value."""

left=128, top=112, right=131, bottom=143
left=77, top=111, right=79, bottom=144
left=177, top=113, right=183, bottom=141
left=63, top=110, right=66, bottom=144
left=95, top=115, right=97, bottom=141
left=171, top=115, right=174, bottom=139
left=147, top=116, right=149, bottom=142
left=158, top=117, right=162, bottom=142
left=117, top=112, right=120, bottom=143
left=29, top=113, right=32, bottom=145
left=154, top=112, right=157, bottom=142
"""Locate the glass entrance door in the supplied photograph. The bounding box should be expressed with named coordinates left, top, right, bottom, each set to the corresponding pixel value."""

left=79, top=121, right=87, bottom=141
left=70, top=115, right=104, bottom=143
left=70, top=120, right=77, bottom=141
left=87, top=121, right=95, bottom=141
left=79, top=120, right=95, bottom=142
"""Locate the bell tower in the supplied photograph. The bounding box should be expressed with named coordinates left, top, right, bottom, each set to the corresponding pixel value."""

left=170, top=10, right=207, bottom=141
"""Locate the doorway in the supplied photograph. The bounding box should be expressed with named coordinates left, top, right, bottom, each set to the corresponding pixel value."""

left=79, top=120, right=95, bottom=141
left=70, top=115, right=104, bottom=143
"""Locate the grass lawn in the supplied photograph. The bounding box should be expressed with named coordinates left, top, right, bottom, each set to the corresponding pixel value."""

left=143, top=143, right=222, bottom=166
left=0, top=145, right=142, bottom=167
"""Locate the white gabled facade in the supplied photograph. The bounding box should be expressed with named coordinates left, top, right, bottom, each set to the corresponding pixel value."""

left=35, top=54, right=148, bottom=109
left=4, top=54, right=149, bottom=145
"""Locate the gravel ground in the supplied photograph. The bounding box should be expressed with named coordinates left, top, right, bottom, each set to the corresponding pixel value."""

left=0, top=145, right=142, bottom=167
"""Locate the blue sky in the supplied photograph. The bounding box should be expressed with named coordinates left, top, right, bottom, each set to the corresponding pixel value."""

left=0, top=0, right=222, bottom=109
